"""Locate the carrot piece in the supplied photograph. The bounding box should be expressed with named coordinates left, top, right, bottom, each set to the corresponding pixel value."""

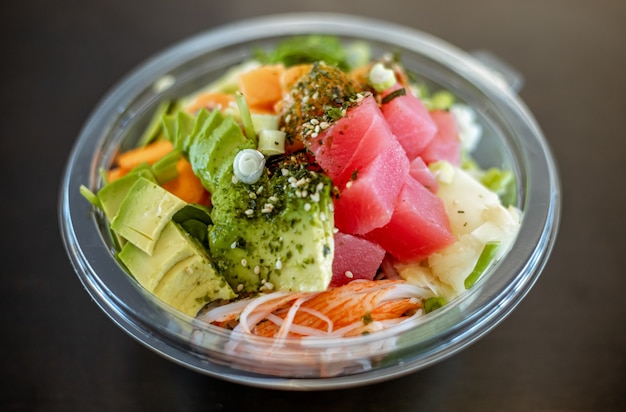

left=107, top=167, right=126, bottom=183
left=350, top=63, right=373, bottom=88
left=116, top=139, right=174, bottom=171
left=186, top=92, right=236, bottom=114
left=280, top=63, right=313, bottom=91
left=162, top=157, right=208, bottom=204
left=238, top=64, right=285, bottom=112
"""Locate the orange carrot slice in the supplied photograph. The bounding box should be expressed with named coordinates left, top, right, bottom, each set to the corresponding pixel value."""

left=116, top=139, right=174, bottom=171
left=280, top=63, right=313, bottom=91
left=186, top=92, right=236, bottom=114
left=162, top=157, right=208, bottom=204
left=238, top=64, right=285, bottom=112
left=106, top=167, right=126, bottom=183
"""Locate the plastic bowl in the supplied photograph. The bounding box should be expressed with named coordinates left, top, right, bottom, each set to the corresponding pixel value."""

left=59, top=13, right=560, bottom=390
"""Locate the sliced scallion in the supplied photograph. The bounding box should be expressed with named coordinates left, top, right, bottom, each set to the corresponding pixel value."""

left=79, top=185, right=101, bottom=209
left=258, top=130, right=286, bottom=156
left=368, top=62, right=396, bottom=92
left=424, top=296, right=446, bottom=314
left=464, top=241, right=501, bottom=289
left=251, top=113, right=279, bottom=132
left=381, top=87, right=406, bottom=104
left=430, top=90, right=456, bottom=111
left=235, top=91, right=256, bottom=143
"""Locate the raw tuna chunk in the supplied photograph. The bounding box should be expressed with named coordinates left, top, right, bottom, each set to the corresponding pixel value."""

left=307, top=95, right=380, bottom=181
left=409, top=156, right=438, bottom=193
left=380, top=84, right=437, bottom=160
left=420, top=110, right=462, bottom=166
left=364, top=175, right=455, bottom=262
left=330, top=232, right=385, bottom=287
left=333, top=110, right=398, bottom=188
left=333, top=140, right=409, bottom=235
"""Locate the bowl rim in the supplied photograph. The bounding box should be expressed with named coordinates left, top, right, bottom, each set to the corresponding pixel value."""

left=58, top=12, right=561, bottom=390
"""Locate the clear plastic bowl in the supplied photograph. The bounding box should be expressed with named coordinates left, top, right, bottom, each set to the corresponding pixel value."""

left=59, top=13, right=560, bottom=390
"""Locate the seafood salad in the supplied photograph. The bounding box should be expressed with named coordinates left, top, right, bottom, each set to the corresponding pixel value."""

left=81, top=34, right=521, bottom=345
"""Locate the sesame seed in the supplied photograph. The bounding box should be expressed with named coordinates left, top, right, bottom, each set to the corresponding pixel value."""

left=281, top=168, right=289, bottom=176
left=249, top=192, right=257, bottom=199
left=232, top=175, right=239, bottom=184
left=254, top=266, right=260, bottom=274
left=320, top=212, right=326, bottom=221
left=316, top=182, right=324, bottom=192
left=311, top=132, right=318, bottom=138
left=264, top=282, right=275, bottom=291
left=314, top=125, right=320, bottom=133
left=301, top=190, right=308, bottom=198
left=244, top=209, right=254, bottom=216
left=310, top=192, right=320, bottom=202
left=230, top=241, right=237, bottom=249
left=320, top=121, right=330, bottom=130
left=346, top=181, right=353, bottom=189
left=237, top=284, right=244, bottom=292
left=275, top=259, right=283, bottom=270
left=256, top=186, right=264, bottom=195
left=269, top=196, right=278, bottom=203
left=304, top=203, right=311, bottom=211
left=310, top=118, right=319, bottom=125
left=328, top=203, right=335, bottom=212
left=345, top=271, right=354, bottom=279
left=241, top=259, right=247, bottom=267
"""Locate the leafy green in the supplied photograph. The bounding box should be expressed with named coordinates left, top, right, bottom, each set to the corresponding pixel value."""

left=137, top=100, right=172, bottom=147
left=173, top=204, right=212, bottom=246
left=481, top=168, right=516, bottom=207
left=461, top=153, right=517, bottom=207
left=255, top=35, right=352, bottom=70
left=429, top=90, right=456, bottom=110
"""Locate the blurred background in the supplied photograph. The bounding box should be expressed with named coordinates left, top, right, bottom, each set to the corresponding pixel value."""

left=1, top=0, right=624, bottom=410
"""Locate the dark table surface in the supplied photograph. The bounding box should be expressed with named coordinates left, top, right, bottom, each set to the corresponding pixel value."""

left=2, top=0, right=625, bottom=410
